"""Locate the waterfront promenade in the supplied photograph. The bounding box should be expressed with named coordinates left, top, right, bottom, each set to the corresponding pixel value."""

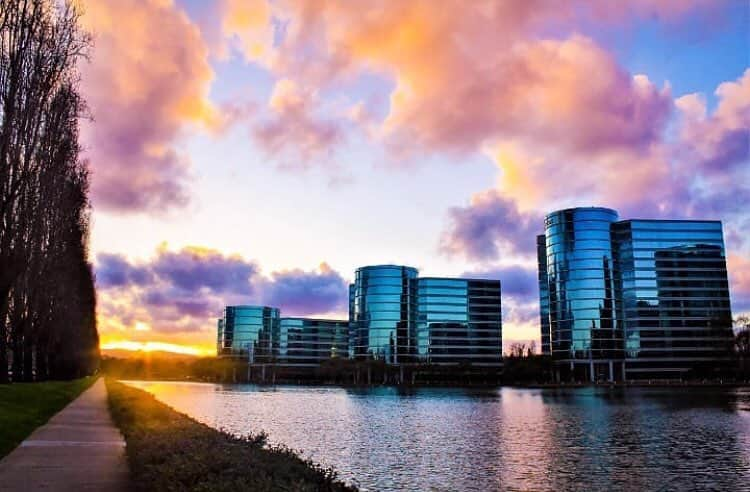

left=0, top=378, right=129, bottom=491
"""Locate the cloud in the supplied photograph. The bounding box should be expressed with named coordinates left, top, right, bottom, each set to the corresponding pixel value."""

left=150, top=246, right=258, bottom=295
left=381, top=35, right=671, bottom=159
left=96, top=246, right=259, bottom=337
left=207, top=0, right=723, bottom=171
left=676, top=68, right=750, bottom=175
left=218, top=0, right=275, bottom=64
left=728, top=254, right=750, bottom=314
left=260, top=262, right=349, bottom=316
left=80, top=0, right=219, bottom=213
left=95, top=246, right=348, bottom=345
left=441, top=191, right=542, bottom=261
left=238, top=1, right=711, bottom=161
left=96, top=253, right=154, bottom=288
left=252, top=79, right=343, bottom=167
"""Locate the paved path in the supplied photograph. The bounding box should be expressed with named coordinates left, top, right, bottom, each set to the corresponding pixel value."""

left=0, top=378, right=129, bottom=491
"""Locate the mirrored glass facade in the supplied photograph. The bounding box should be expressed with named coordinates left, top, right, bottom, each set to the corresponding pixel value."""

left=612, top=220, right=733, bottom=379
left=217, top=318, right=226, bottom=354
left=278, top=318, right=349, bottom=366
left=537, top=234, right=551, bottom=356
left=538, top=208, right=734, bottom=380
left=350, top=265, right=418, bottom=363
left=217, top=305, right=280, bottom=361
left=544, top=207, right=621, bottom=369
left=416, top=278, right=502, bottom=366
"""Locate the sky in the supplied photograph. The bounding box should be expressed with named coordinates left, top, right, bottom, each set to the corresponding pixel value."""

left=79, top=0, right=750, bottom=356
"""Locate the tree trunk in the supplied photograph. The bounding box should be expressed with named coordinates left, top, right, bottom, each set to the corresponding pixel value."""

left=36, top=341, right=47, bottom=381
left=22, top=329, right=33, bottom=381
left=11, top=327, right=23, bottom=382
left=0, top=292, right=9, bottom=383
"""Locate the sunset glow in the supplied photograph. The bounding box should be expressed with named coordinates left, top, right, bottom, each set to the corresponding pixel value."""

left=100, top=339, right=214, bottom=357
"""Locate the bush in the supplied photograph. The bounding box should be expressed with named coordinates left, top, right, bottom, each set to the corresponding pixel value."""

left=105, top=379, right=356, bottom=492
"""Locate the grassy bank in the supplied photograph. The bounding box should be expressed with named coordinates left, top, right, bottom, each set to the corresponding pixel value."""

left=105, top=379, right=356, bottom=491
left=0, top=376, right=96, bottom=457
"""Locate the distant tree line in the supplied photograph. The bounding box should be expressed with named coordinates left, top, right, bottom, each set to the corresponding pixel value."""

left=102, top=355, right=508, bottom=386
left=0, top=0, right=97, bottom=382
left=503, top=341, right=553, bottom=383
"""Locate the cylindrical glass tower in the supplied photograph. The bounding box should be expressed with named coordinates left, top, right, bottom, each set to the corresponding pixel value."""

left=223, top=305, right=280, bottom=362
left=350, top=265, right=418, bottom=363
left=544, top=208, right=621, bottom=375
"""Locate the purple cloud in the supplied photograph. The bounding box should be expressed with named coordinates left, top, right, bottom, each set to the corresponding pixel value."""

left=261, top=263, right=348, bottom=316
left=151, top=248, right=258, bottom=295
left=96, top=253, right=154, bottom=288
left=95, top=248, right=349, bottom=335
left=701, top=127, right=750, bottom=173
left=464, top=265, right=538, bottom=302
left=441, top=191, right=542, bottom=261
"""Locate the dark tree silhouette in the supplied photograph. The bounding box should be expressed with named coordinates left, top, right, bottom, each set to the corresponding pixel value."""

left=735, top=316, right=750, bottom=380
left=735, top=316, right=750, bottom=354
left=0, top=0, right=96, bottom=381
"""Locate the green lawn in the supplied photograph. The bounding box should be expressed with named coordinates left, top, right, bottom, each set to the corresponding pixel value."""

left=106, top=379, right=356, bottom=492
left=0, top=376, right=97, bottom=457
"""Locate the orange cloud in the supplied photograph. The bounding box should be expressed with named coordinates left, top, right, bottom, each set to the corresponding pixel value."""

left=219, top=0, right=274, bottom=63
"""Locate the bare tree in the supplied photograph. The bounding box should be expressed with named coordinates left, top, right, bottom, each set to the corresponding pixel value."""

left=0, top=0, right=95, bottom=381
left=735, top=316, right=750, bottom=356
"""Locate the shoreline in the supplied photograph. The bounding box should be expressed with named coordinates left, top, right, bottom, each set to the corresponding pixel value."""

left=119, top=376, right=750, bottom=390
left=106, top=378, right=357, bottom=491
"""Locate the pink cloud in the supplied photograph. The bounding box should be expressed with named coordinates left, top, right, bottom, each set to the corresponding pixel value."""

left=382, top=35, right=671, bottom=159
left=207, top=0, right=723, bottom=170
left=252, top=79, right=343, bottom=167
left=80, top=0, right=218, bottom=213
left=676, top=68, right=750, bottom=175
left=232, top=0, right=714, bottom=162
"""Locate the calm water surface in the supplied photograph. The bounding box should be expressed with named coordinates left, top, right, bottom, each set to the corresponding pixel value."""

left=125, top=381, right=750, bottom=491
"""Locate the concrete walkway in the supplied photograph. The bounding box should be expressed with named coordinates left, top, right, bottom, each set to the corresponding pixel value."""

left=0, top=378, right=129, bottom=491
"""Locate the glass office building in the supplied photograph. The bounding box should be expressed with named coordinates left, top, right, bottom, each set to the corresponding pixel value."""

left=219, top=265, right=504, bottom=367
left=611, top=220, right=733, bottom=379
left=538, top=207, right=734, bottom=381
left=350, top=265, right=419, bottom=363
left=217, top=305, right=280, bottom=361
left=416, top=278, right=502, bottom=366
left=278, top=318, right=349, bottom=366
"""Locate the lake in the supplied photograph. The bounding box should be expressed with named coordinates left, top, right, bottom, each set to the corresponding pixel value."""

left=124, top=381, right=750, bottom=491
